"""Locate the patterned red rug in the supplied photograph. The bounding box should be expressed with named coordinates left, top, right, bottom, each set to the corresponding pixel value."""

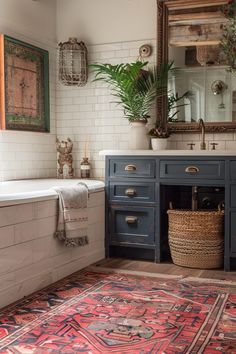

left=0, top=267, right=235, bottom=353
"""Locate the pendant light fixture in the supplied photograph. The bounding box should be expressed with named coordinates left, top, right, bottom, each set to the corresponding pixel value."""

left=58, top=38, right=88, bottom=87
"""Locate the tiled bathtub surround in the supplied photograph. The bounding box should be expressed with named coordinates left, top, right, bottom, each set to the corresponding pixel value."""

left=0, top=191, right=105, bottom=308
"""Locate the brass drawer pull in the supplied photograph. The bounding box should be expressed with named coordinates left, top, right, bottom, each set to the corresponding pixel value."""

left=185, top=166, right=200, bottom=174
left=125, top=188, right=137, bottom=197
left=125, top=164, right=137, bottom=172
left=125, top=216, right=138, bottom=224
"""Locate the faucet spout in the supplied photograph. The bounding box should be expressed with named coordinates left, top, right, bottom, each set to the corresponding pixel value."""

left=198, top=118, right=206, bottom=150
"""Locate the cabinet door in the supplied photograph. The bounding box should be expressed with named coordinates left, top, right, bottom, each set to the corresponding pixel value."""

left=230, top=161, right=236, bottom=181
left=110, top=206, right=155, bottom=245
left=230, top=212, right=236, bottom=253
left=231, top=185, right=236, bottom=208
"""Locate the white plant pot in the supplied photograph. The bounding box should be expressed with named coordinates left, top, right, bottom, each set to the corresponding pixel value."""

left=129, top=121, right=149, bottom=150
left=151, top=138, right=168, bottom=150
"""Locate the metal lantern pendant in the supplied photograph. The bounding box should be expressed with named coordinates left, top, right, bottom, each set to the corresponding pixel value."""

left=58, top=38, right=88, bottom=86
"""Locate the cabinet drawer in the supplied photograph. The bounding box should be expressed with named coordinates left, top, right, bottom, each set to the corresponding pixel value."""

left=109, top=159, right=155, bottom=178
left=160, top=160, right=225, bottom=180
left=231, top=185, right=236, bottom=208
left=109, top=182, right=155, bottom=203
left=230, top=161, right=236, bottom=180
left=110, top=206, right=155, bottom=245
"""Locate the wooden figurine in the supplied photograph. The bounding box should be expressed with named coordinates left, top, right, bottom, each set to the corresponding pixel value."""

left=56, top=138, right=74, bottom=178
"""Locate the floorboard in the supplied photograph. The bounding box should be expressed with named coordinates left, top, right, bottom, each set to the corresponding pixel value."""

left=94, top=258, right=236, bottom=281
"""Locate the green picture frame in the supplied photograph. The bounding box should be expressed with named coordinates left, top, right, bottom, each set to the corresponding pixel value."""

left=0, top=35, right=50, bottom=132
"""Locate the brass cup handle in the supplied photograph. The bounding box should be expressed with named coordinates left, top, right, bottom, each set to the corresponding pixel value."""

left=125, top=164, right=137, bottom=172
left=125, top=188, right=137, bottom=197
left=185, top=166, right=200, bottom=174
left=125, top=216, right=138, bottom=224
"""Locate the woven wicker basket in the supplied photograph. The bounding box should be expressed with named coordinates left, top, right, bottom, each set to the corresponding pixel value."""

left=196, top=45, right=220, bottom=66
left=167, top=209, right=224, bottom=269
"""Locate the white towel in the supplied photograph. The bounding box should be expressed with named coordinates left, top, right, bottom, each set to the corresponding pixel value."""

left=53, top=183, right=89, bottom=247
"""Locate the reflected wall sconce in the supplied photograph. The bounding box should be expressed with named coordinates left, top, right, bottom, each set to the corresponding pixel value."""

left=58, top=38, right=88, bottom=87
left=211, top=80, right=228, bottom=109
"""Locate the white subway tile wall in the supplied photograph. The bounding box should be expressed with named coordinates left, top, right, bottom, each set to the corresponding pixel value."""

left=56, top=39, right=157, bottom=179
left=56, top=39, right=236, bottom=179
left=1, top=38, right=236, bottom=181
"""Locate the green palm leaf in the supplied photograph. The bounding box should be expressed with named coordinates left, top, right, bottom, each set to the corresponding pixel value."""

left=90, top=61, right=172, bottom=121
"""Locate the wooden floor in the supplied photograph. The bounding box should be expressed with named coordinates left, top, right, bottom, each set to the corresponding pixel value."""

left=94, top=258, right=236, bottom=281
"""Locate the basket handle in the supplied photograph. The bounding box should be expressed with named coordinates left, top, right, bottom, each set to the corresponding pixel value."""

left=218, top=201, right=225, bottom=212
left=169, top=201, right=224, bottom=212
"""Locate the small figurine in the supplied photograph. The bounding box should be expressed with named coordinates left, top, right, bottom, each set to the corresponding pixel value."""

left=56, top=138, right=74, bottom=178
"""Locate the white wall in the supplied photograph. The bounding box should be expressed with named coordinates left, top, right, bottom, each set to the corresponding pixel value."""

left=0, top=0, right=57, bottom=44
left=56, top=0, right=156, bottom=45
left=0, top=0, right=57, bottom=180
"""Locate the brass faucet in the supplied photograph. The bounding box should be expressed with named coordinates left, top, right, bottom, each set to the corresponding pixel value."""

left=198, top=118, right=206, bottom=150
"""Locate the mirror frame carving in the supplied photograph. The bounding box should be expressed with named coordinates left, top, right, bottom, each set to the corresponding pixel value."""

left=156, top=0, right=236, bottom=133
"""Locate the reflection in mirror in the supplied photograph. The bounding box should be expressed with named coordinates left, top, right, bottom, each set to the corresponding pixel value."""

left=168, top=46, right=233, bottom=123
left=157, top=0, right=236, bottom=133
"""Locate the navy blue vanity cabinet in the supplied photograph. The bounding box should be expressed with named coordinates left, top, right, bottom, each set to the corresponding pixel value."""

left=105, top=154, right=236, bottom=271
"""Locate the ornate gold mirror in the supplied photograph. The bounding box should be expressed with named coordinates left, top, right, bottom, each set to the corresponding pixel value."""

left=157, top=0, right=236, bottom=133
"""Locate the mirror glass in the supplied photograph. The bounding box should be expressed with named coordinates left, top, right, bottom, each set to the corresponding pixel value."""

left=156, top=0, right=236, bottom=133
left=168, top=47, right=234, bottom=124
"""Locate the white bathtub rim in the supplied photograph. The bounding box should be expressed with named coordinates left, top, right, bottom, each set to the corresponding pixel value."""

left=0, top=178, right=104, bottom=207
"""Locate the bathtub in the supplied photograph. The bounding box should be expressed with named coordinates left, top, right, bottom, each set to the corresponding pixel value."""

left=0, top=179, right=105, bottom=308
left=0, top=178, right=104, bottom=206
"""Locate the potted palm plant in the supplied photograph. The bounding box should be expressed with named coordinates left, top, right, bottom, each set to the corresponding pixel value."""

left=90, top=61, right=172, bottom=149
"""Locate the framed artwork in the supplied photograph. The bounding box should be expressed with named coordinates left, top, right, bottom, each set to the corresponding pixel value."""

left=0, top=35, right=50, bottom=132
